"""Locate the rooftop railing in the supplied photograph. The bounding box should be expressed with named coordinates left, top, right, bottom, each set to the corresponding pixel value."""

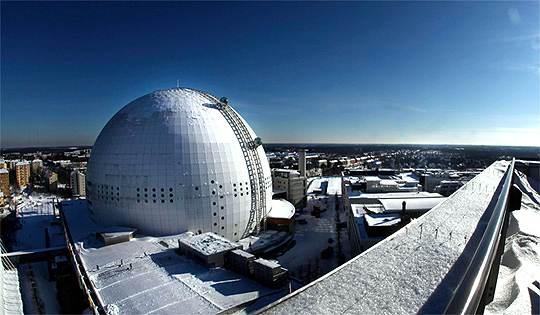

left=442, top=158, right=520, bottom=314
left=258, top=159, right=521, bottom=315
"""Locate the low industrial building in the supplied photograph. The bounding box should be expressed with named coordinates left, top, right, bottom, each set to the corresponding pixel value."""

left=416, top=169, right=477, bottom=193
left=344, top=168, right=420, bottom=194
left=342, top=175, right=446, bottom=255
left=434, top=180, right=463, bottom=196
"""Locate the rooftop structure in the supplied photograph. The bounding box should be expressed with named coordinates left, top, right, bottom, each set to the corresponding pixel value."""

left=178, top=232, right=241, bottom=267
left=378, top=197, right=446, bottom=214
left=266, top=199, right=295, bottom=233
left=364, top=212, right=401, bottom=227
left=267, top=199, right=295, bottom=220
left=237, top=230, right=292, bottom=255
left=87, top=88, right=272, bottom=241
left=179, top=232, right=240, bottom=257
left=348, top=191, right=443, bottom=199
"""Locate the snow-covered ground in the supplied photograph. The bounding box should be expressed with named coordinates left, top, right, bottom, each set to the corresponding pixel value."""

left=485, top=169, right=540, bottom=314
left=275, top=177, right=350, bottom=283
left=276, top=195, right=338, bottom=281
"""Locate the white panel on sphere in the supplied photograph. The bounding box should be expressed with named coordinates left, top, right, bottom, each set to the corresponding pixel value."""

left=87, top=88, right=272, bottom=241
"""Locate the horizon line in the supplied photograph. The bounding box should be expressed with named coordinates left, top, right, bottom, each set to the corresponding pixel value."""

left=1, top=142, right=539, bottom=151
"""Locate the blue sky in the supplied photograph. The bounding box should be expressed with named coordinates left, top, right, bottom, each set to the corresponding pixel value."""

left=1, top=1, right=539, bottom=148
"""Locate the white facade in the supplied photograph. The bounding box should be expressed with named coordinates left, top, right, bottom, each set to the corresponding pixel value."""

left=271, top=169, right=306, bottom=206
left=87, top=88, right=272, bottom=241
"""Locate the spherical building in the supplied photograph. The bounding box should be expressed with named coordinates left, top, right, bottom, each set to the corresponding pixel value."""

left=87, top=88, right=272, bottom=241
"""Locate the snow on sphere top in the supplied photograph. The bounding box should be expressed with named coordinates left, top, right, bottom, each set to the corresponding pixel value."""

left=87, top=88, right=272, bottom=240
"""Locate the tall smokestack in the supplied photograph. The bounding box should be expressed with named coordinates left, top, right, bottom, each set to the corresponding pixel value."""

left=298, top=149, right=306, bottom=177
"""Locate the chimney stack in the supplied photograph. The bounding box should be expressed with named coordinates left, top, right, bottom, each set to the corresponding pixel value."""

left=298, top=149, right=307, bottom=177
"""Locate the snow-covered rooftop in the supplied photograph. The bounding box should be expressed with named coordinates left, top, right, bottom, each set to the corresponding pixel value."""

left=272, top=168, right=301, bottom=175
left=260, top=160, right=511, bottom=314
left=179, top=232, right=241, bottom=256
left=267, top=199, right=295, bottom=220
left=379, top=197, right=446, bottom=213
left=254, top=258, right=280, bottom=269
left=364, top=213, right=402, bottom=227
left=61, top=200, right=278, bottom=314
left=348, top=191, right=442, bottom=199
left=307, top=177, right=342, bottom=195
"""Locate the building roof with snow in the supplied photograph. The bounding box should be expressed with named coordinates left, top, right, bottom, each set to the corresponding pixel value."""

left=61, top=200, right=282, bottom=315
left=178, top=232, right=241, bottom=256
left=349, top=191, right=443, bottom=199
left=379, top=197, right=446, bottom=213
left=267, top=199, right=295, bottom=220
left=364, top=213, right=402, bottom=227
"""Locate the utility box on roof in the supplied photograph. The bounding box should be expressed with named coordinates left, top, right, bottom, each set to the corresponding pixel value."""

left=252, top=258, right=288, bottom=288
left=226, top=249, right=256, bottom=276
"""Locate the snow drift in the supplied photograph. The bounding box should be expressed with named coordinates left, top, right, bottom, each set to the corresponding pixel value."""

left=485, top=169, right=540, bottom=314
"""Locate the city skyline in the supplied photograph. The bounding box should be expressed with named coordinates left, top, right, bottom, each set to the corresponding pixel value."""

left=1, top=1, right=539, bottom=148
